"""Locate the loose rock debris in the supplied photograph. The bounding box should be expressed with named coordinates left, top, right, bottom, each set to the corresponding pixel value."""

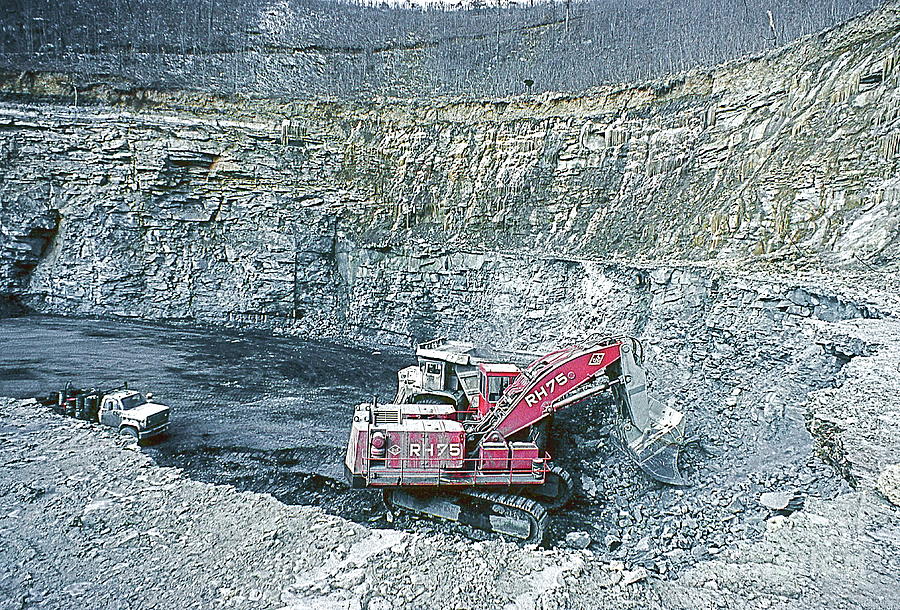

left=2, top=305, right=899, bottom=610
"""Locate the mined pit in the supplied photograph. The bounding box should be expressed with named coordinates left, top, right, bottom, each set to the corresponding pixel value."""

left=2, top=1, right=900, bottom=607
left=2, top=265, right=900, bottom=609
left=0, top=264, right=878, bottom=562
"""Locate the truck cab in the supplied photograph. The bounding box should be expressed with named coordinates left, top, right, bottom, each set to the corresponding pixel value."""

left=394, top=339, right=481, bottom=407
left=99, top=390, right=171, bottom=441
left=394, top=338, right=533, bottom=419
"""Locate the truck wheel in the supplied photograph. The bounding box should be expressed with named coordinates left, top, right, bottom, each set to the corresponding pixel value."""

left=119, top=427, right=139, bottom=442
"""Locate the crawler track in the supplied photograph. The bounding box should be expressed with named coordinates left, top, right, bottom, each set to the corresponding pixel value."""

left=385, top=488, right=549, bottom=544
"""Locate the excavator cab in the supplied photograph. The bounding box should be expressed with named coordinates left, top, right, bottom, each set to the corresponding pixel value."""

left=476, top=363, right=520, bottom=416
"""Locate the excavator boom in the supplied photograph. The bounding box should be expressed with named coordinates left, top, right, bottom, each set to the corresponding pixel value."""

left=472, top=338, right=685, bottom=485
left=471, top=342, right=622, bottom=441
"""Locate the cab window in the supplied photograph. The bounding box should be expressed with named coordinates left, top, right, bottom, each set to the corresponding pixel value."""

left=487, top=376, right=511, bottom=403
left=120, top=394, right=146, bottom=410
left=425, top=362, right=442, bottom=376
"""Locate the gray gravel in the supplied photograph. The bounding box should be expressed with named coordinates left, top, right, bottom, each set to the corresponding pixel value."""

left=2, top=290, right=898, bottom=609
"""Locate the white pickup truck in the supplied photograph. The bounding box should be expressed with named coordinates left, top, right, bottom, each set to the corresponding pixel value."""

left=98, top=389, right=171, bottom=441
left=37, top=385, right=171, bottom=442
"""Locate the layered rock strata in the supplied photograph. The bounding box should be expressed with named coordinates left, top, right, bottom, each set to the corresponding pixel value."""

left=0, top=3, right=898, bottom=338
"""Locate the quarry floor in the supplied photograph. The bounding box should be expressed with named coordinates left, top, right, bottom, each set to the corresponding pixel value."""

left=0, top=393, right=896, bottom=610
left=1, top=271, right=899, bottom=609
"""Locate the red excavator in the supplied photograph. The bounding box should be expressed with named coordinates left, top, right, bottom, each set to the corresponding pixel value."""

left=344, top=337, right=685, bottom=543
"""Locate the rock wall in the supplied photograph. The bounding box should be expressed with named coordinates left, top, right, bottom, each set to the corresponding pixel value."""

left=0, top=2, right=898, bottom=341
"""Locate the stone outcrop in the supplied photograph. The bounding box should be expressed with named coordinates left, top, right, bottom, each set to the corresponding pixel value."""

left=0, top=3, right=898, bottom=342
left=878, top=464, right=900, bottom=506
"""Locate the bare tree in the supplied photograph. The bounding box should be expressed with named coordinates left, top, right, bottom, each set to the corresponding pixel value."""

left=0, top=0, right=883, bottom=98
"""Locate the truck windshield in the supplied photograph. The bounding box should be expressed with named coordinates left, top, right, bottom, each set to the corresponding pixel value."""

left=487, top=376, right=512, bottom=403
left=120, top=394, right=147, bottom=410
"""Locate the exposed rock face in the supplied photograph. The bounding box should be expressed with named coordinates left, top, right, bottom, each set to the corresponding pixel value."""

left=0, top=171, right=57, bottom=316
left=807, top=318, right=900, bottom=496
left=0, top=3, right=898, bottom=337
left=879, top=464, right=900, bottom=506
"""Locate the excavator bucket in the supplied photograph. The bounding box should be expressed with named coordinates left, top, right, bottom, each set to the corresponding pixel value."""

left=612, top=341, right=686, bottom=486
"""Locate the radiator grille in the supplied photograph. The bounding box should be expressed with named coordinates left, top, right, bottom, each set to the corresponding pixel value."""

left=147, top=411, right=169, bottom=428
left=374, top=409, right=400, bottom=426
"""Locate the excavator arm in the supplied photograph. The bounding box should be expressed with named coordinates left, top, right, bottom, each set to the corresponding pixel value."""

left=471, top=338, right=685, bottom=485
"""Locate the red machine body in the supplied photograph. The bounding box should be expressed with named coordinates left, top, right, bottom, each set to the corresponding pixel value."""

left=345, top=404, right=545, bottom=488
left=345, top=342, right=628, bottom=490
left=344, top=336, right=685, bottom=542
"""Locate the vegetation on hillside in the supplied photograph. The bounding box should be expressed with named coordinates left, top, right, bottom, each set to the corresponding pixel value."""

left=0, top=0, right=883, bottom=97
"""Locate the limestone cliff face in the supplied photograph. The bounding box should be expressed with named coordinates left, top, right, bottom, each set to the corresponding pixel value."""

left=0, top=3, right=898, bottom=343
